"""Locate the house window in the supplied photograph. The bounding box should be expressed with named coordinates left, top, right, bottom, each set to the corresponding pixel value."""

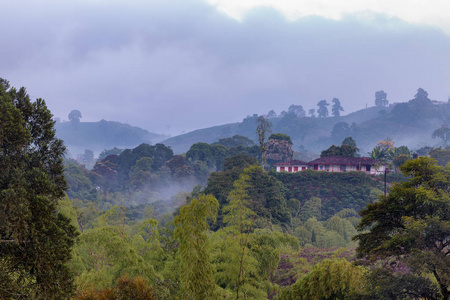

left=366, top=165, right=371, bottom=172
left=319, top=165, right=323, bottom=170
left=340, top=165, right=346, bottom=172
left=280, top=167, right=285, bottom=171
left=294, top=167, right=299, bottom=172
left=288, top=167, right=292, bottom=172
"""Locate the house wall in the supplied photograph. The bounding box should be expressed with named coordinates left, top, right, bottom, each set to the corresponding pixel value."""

left=314, top=164, right=387, bottom=175
left=371, top=164, right=386, bottom=175
left=276, top=165, right=308, bottom=173
left=277, top=163, right=387, bottom=174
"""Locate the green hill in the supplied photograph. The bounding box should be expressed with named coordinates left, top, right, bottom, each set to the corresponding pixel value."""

left=163, top=98, right=450, bottom=154
left=55, top=119, right=167, bottom=156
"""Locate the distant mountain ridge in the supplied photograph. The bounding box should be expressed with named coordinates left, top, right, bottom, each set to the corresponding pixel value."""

left=55, top=119, right=168, bottom=156
left=162, top=98, right=449, bottom=154
left=56, top=91, right=450, bottom=157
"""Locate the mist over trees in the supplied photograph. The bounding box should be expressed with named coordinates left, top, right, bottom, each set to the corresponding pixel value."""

left=159, top=87, right=450, bottom=158
left=2, top=78, right=450, bottom=299
left=60, top=85, right=449, bottom=298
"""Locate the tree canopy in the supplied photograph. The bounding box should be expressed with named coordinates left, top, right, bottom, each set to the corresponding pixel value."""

left=432, top=124, right=450, bottom=146
left=375, top=90, right=388, bottom=106
left=213, top=135, right=255, bottom=148
left=69, top=109, right=82, bottom=123
left=288, top=104, right=306, bottom=117
left=0, top=78, right=78, bottom=298
left=280, top=258, right=365, bottom=300
left=331, top=98, right=344, bottom=117
left=268, top=133, right=293, bottom=145
left=429, top=147, right=450, bottom=166
left=341, top=137, right=358, bottom=148
left=354, top=157, right=450, bottom=299
left=266, top=139, right=294, bottom=166
left=320, top=144, right=357, bottom=157
left=331, top=122, right=350, bottom=140
left=317, top=100, right=329, bottom=118
left=256, top=116, right=272, bottom=169
left=174, top=194, right=219, bottom=299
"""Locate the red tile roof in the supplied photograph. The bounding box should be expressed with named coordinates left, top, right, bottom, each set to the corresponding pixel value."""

left=307, top=156, right=379, bottom=166
left=274, top=160, right=308, bottom=166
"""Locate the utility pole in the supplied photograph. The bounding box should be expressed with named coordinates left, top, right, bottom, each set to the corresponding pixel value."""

left=384, top=168, right=391, bottom=198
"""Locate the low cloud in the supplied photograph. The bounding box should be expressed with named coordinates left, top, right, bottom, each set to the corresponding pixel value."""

left=2, top=0, right=450, bottom=135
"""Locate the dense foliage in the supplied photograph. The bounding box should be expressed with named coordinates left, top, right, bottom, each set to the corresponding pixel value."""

left=0, top=79, right=78, bottom=299
left=274, top=170, right=383, bottom=220
left=5, top=78, right=450, bottom=299
left=354, top=157, right=450, bottom=299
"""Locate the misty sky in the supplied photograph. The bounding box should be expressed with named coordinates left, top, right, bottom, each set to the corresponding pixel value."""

left=2, top=0, right=450, bottom=136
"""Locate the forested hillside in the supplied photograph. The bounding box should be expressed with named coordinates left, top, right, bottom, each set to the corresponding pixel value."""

left=61, top=153, right=449, bottom=299
left=2, top=78, right=449, bottom=299
left=162, top=89, right=450, bottom=154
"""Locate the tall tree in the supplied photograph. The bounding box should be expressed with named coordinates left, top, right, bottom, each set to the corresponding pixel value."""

left=320, top=144, right=357, bottom=157
left=374, top=90, right=388, bottom=106
left=429, top=148, right=450, bottom=166
left=174, top=194, right=219, bottom=299
left=331, top=98, right=344, bottom=117
left=186, top=142, right=230, bottom=171
left=308, top=108, right=316, bottom=118
left=331, top=122, right=350, bottom=140
left=0, top=79, right=78, bottom=298
left=68, top=109, right=82, bottom=123
left=369, top=146, right=388, bottom=163
left=267, top=110, right=277, bottom=118
left=72, top=224, right=158, bottom=290
left=98, top=147, right=124, bottom=161
left=317, top=100, right=329, bottom=118
left=280, top=258, right=365, bottom=300
left=266, top=139, right=294, bottom=165
left=256, top=116, right=272, bottom=170
left=432, top=124, right=450, bottom=146
left=288, top=104, right=306, bottom=117
left=414, top=87, right=429, bottom=102
left=222, top=173, right=257, bottom=299
left=409, top=88, right=433, bottom=113
left=267, top=133, right=294, bottom=163
left=223, top=173, right=255, bottom=233
left=341, top=136, right=357, bottom=147
left=354, top=157, right=450, bottom=299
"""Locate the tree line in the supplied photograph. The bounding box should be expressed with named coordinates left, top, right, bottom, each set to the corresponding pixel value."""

left=1, top=78, right=449, bottom=299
